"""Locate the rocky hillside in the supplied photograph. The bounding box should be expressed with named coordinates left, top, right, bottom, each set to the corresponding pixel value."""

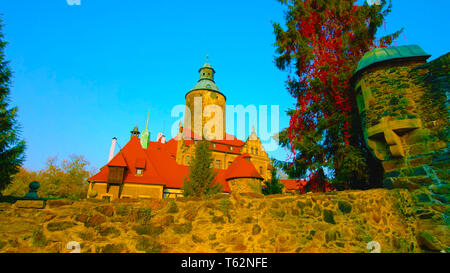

left=0, top=188, right=448, bottom=253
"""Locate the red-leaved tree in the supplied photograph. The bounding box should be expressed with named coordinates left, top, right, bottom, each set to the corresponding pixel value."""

left=274, top=0, right=402, bottom=190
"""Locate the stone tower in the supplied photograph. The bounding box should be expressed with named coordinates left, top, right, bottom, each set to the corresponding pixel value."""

left=184, top=59, right=226, bottom=140
left=352, top=45, right=449, bottom=204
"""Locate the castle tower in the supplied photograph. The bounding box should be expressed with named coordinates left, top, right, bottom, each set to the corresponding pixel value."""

left=184, top=58, right=226, bottom=140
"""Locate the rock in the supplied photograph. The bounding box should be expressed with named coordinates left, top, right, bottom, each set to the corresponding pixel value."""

left=85, top=214, right=106, bottom=227
left=172, top=223, right=192, bottom=234
left=211, top=215, right=226, bottom=224
left=430, top=184, right=449, bottom=195
left=417, top=232, right=441, bottom=252
left=75, top=214, right=89, bottom=223
left=95, top=205, right=115, bottom=217
left=0, top=203, right=11, bottom=210
left=41, top=212, right=57, bottom=222
left=161, top=215, right=174, bottom=227
left=372, top=212, right=381, bottom=223
left=223, top=233, right=244, bottom=245
left=99, top=243, right=127, bottom=253
left=14, top=200, right=45, bottom=209
left=0, top=221, right=37, bottom=233
left=192, top=234, right=204, bottom=243
left=97, top=225, right=121, bottom=237
left=233, top=244, right=247, bottom=251
left=47, top=221, right=77, bottom=232
left=133, top=224, right=163, bottom=236
left=325, top=230, right=337, bottom=243
left=135, top=237, right=162, bottom=253
left=338, top=201, right=352, bottom=214
left=323, top=209, right=336, bottom=224
left=252, top=224, right=262, bottom=235
left=47, top=200, right=73, bottom=208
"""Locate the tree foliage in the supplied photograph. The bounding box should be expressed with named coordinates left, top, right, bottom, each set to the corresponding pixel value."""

left=273, top=0, right=399, bottom=190
left=0, top=17, right=26, bottom=193
left=262, top=165, right=284, bottom=195
left=182, top=141, right=222, bottom=197
left=2, top=154, right=94, bottom=200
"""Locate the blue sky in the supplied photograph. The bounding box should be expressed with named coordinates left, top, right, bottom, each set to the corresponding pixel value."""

left=0, top=0, right=448, bottom=172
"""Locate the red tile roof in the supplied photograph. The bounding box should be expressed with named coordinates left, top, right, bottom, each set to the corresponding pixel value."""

left=280, top=179, right=308, bottom=191
left=107, top=152, right=127, bottom=167
left=225, top=154, right=263, bottom=181
left=88, top=136, right=233, bottom=192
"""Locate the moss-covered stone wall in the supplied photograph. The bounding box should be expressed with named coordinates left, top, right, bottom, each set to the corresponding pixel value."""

left=0, top=189, right=448, bottom=253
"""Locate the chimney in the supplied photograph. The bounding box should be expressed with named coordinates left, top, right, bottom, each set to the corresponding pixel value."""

left=157, top=132, right=166, bottom=143
left=108, top=137, right=117, bottom=162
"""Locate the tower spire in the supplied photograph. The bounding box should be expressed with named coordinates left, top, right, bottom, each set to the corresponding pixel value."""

left=140, top=109, right=150, bottom=149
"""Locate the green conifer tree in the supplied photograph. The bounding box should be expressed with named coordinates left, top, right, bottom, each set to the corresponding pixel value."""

left=262, top=165, right=284, bottom=195
left=0, top=18, right=26, bottom=194
left=182, top=140, right=222, bottom=197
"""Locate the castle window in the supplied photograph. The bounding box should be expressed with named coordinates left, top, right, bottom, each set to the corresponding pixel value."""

left=255, top=148, right=258, bottom=155
left=186, top=156, right=190, bottom=164
left=260, top=166, right=264, bottom=175
left=216, top=160, right=221, bottom=169
left=251, top=148, right=254, bottom=154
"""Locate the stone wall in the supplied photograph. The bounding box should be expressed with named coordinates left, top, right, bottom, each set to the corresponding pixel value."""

left=0, top=188, right=447, bottom=253
left=228, top=178, right=262, bottom=194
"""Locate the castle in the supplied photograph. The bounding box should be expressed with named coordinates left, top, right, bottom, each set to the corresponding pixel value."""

left=86, top=60, right=298, bottom=200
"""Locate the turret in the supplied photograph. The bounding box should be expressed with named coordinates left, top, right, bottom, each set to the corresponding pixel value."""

left=140, top=110, right=150, bottom=149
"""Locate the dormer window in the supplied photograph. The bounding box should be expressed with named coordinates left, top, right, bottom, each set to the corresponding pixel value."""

left=135, top=158, right=146, bottom=176
left=230, top=146, right=233, bottom=151
left=136, top=168, right=144, bottom=176
left=212, top=143, right=216, bottom=148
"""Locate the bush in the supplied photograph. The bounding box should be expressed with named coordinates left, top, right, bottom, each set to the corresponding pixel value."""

left=136, top=208, right=152, bottom=224
left=2, top=155, right=94, bottom=200
left=167, top=200, right=179, bottom=213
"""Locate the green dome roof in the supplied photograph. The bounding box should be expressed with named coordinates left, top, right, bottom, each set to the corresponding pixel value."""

left=188, top=60, right=222, bottom=94
left=201, top=61, right=212, bottom=69
left=355, top=45, right=431, bottom=74
left=191, top=79, right=220, bottom=92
